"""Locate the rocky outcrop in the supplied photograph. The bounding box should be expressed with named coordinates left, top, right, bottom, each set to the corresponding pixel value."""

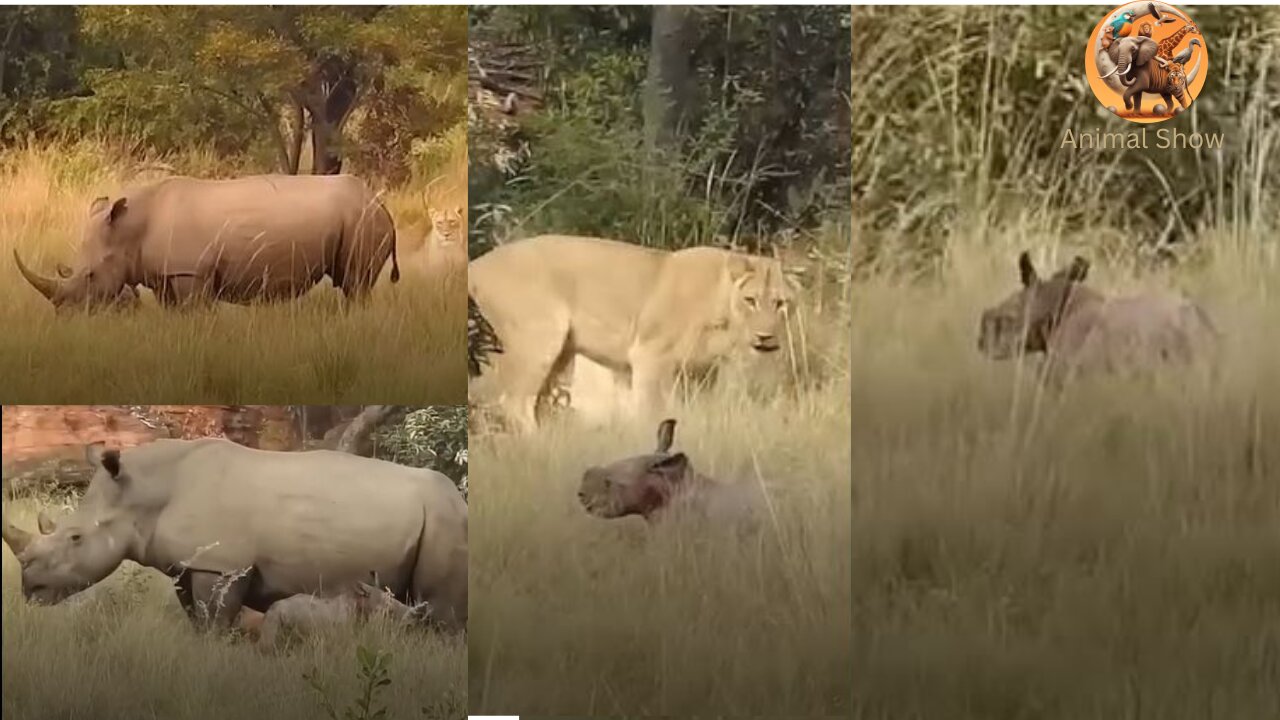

left=2, top=406, right=300, bottom=494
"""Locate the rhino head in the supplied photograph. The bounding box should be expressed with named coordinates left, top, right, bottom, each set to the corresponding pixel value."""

left=977, top=251, right=1096, bottom=360
left=578, top=418, right=696, bottom=521
left=1, top=443, right=134, bottom=604
left=14, top=196, right=141, bottom=312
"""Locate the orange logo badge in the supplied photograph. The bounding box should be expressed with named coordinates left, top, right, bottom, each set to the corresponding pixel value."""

left=1086, top=2, right=1206, bottom=123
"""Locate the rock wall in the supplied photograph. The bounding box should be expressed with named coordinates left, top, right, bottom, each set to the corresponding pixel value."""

left=1, top=406, right=303, bottom=492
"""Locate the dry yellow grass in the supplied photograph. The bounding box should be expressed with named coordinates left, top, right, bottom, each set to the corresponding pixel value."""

left=0, top=495, right=465, bottom=720
left=850, top=228, right=1280, bottom=719
left=468, top=263, right=852, bottom=716
left=0, top=144, right=466, bottom=404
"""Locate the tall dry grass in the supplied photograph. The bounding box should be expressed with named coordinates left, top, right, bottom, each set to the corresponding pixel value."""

left=851, top=6, right=1280, bottom=717
left=0, top=494, right=465, bottom=720
left=850, top=228, right=1280, bottom=719
left=468, top=256, right=852, bottom=716
left=0, top=143, right=466, bottom=404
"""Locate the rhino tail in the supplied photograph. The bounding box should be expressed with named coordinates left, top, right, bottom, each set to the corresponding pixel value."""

left=389, top=219, right=401, bottom=284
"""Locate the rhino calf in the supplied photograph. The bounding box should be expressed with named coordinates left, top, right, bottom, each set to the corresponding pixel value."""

left=577, top=419, right=763, bottom=527
left=977, top=251, right=1219, bottom=385
left=250, top=581, right=433, bottom=651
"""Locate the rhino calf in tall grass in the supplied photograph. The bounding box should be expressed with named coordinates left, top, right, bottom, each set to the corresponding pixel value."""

left=243, top=581, right=434, bottom=651
left=977, top=251, right=1219, bottom=385
left=577, top=419, right=763, bottom=528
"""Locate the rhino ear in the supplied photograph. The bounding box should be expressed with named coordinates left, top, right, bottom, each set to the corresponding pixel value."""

left=107, top=198, right=127, bottom=224
left=89, top=196, right=110, bottom=216
left=1067, top=256, right=1090, bottom=283
left=1018, top=251, right=1039, bottom=287
left=656, top=419, right=677, bottom=453
left=86, top=442, right=122, bottom=480
left=648, top=452, right=689, bottom=483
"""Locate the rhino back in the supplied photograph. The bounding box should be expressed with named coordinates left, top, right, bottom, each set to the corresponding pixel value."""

left=112, top=439, right=456, bottom=597
left=133, top=175, right=375, bottom=287
left=1055, top=292, right=1213, bottom=369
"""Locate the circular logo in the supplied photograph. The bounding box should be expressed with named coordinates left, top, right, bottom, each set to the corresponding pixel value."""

left=1086, top=2, right=1207, bottom=123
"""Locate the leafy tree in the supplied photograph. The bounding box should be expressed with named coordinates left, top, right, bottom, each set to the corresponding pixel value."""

left=59, top=6, right=464, bottom=175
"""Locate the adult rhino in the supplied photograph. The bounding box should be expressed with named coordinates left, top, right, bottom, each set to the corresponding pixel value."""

left=0, top=438, right=467, bottom=631
left=469, top=235, right=796, bottom=433
left=977, top=251, right=1219, bottom=385
left=14, top=174, right=400, bottom=310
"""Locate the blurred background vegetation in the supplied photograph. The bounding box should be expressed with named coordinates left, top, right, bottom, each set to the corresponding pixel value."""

left=468, top=5, right=851, bottom=261
left=853, top=5, right=1280, bottom=274
left=0, top=6, right=465, bottom=185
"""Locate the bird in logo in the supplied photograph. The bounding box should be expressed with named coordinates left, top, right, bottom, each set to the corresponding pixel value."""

left=1107, top=10, right=1138, bottom=38
left=1170, top=38, right=1202, bottom=65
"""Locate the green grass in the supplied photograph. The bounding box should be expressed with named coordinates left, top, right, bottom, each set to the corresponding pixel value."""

left=0, top=496, right=466, bottom=720
left=849, top=231, right=1280, bottom=719
left=0, top=144, right=466, bottom=404
left=468, top=268, right=852, bottom=716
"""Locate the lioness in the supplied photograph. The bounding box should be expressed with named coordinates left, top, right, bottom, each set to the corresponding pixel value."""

left=469, top=235, right=795, bottom=433
left=977, top=251, right=1218, bottom=385
left=577, top=418, right=763, bottom=527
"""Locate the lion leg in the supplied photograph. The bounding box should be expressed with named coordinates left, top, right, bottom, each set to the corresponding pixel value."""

left=497, top=313, right=571, bottom=434
left=629, top=347, right=677, bottom=421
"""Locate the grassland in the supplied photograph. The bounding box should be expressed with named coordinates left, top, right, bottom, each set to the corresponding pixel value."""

left=0, top=494, right=466, bottom=720
left=0, top=144, right=466, bottom=404
left=849, top=230, right=1280, bottom=719
left=468, top=260, right=853, bottom=716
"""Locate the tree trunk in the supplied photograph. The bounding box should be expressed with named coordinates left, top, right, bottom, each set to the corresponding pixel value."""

left=643, top=6, right=698, bottom=152
left=326, top=405, right=408, bottom=458
left=304, top=55, right=361, bottom=175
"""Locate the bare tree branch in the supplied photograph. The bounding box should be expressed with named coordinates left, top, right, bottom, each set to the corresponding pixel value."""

left=325, top=405, right=408, bottom=457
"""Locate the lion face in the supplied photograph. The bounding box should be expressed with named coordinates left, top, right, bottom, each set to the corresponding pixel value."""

left=728, top=256, right=794, bottom=354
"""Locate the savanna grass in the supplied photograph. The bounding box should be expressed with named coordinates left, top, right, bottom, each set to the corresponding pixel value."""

left=0, top=143, right=466, bottom=404
left=468, top=264, right=852, bottom=716
left=850, top=230, right=1280, bottom=719
left=0, top=497, right=466, bottom=720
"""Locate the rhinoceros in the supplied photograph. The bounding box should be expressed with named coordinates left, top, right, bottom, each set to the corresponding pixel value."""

left=244, top=580, right=435, bottom=652
left=13, top=173, right=400, bottom=310
left=0, top=438, right=466, bottom=631
left=577, top=418, right=764, bottom=527
left=977, top=251, right=1219, bottom=386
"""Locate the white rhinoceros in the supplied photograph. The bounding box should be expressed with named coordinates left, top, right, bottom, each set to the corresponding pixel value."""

left=1, top=438, right=466, bottom=631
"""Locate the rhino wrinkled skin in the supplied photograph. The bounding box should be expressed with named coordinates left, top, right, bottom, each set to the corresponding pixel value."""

left=13, top=174, right=400, bottom=310
left=1, top=439, right=467, bottom=631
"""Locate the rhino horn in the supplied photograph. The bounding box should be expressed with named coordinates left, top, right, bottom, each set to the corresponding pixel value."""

left=2, top=519, right=33, bottom=555
left=13, top=250, right=62, bottom=302
left=36, top=510, right=56, bottom=535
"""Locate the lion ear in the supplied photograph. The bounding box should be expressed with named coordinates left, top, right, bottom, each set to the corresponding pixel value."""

left=727, top=254, right=755, bottom=282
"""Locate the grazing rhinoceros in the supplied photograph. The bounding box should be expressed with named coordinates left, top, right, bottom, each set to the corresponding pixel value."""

left=0, top=438, right=466, bottom=631
left=243, top=580, right=435, bottom=652
left=977, top=251, right=1219, bottom=385
left=577, top=418, right=763, bottom=527
left=13, top=173, right=400, bottom=311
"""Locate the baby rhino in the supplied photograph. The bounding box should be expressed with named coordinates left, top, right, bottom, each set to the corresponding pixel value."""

left=577, top=419, right=762, bottom=527
left=243, top=580, right=433, bottom=651
left=977, top=251, right=1218, bottom=385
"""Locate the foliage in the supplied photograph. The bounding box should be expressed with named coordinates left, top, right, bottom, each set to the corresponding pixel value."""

left=2, top=7, right=465, bottom=184
left=469, top=6, right=851, bottom=257
left=853, top=6, right=1280, bottom=272
left=377, top=406, right=467, bottom=491
left=303, top=646, right=393, bottom=720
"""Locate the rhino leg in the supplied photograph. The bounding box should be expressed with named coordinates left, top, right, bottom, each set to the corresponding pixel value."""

left=155, top=274, right=214, bottom=308
left=188, top=569, right=252, bottom=633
